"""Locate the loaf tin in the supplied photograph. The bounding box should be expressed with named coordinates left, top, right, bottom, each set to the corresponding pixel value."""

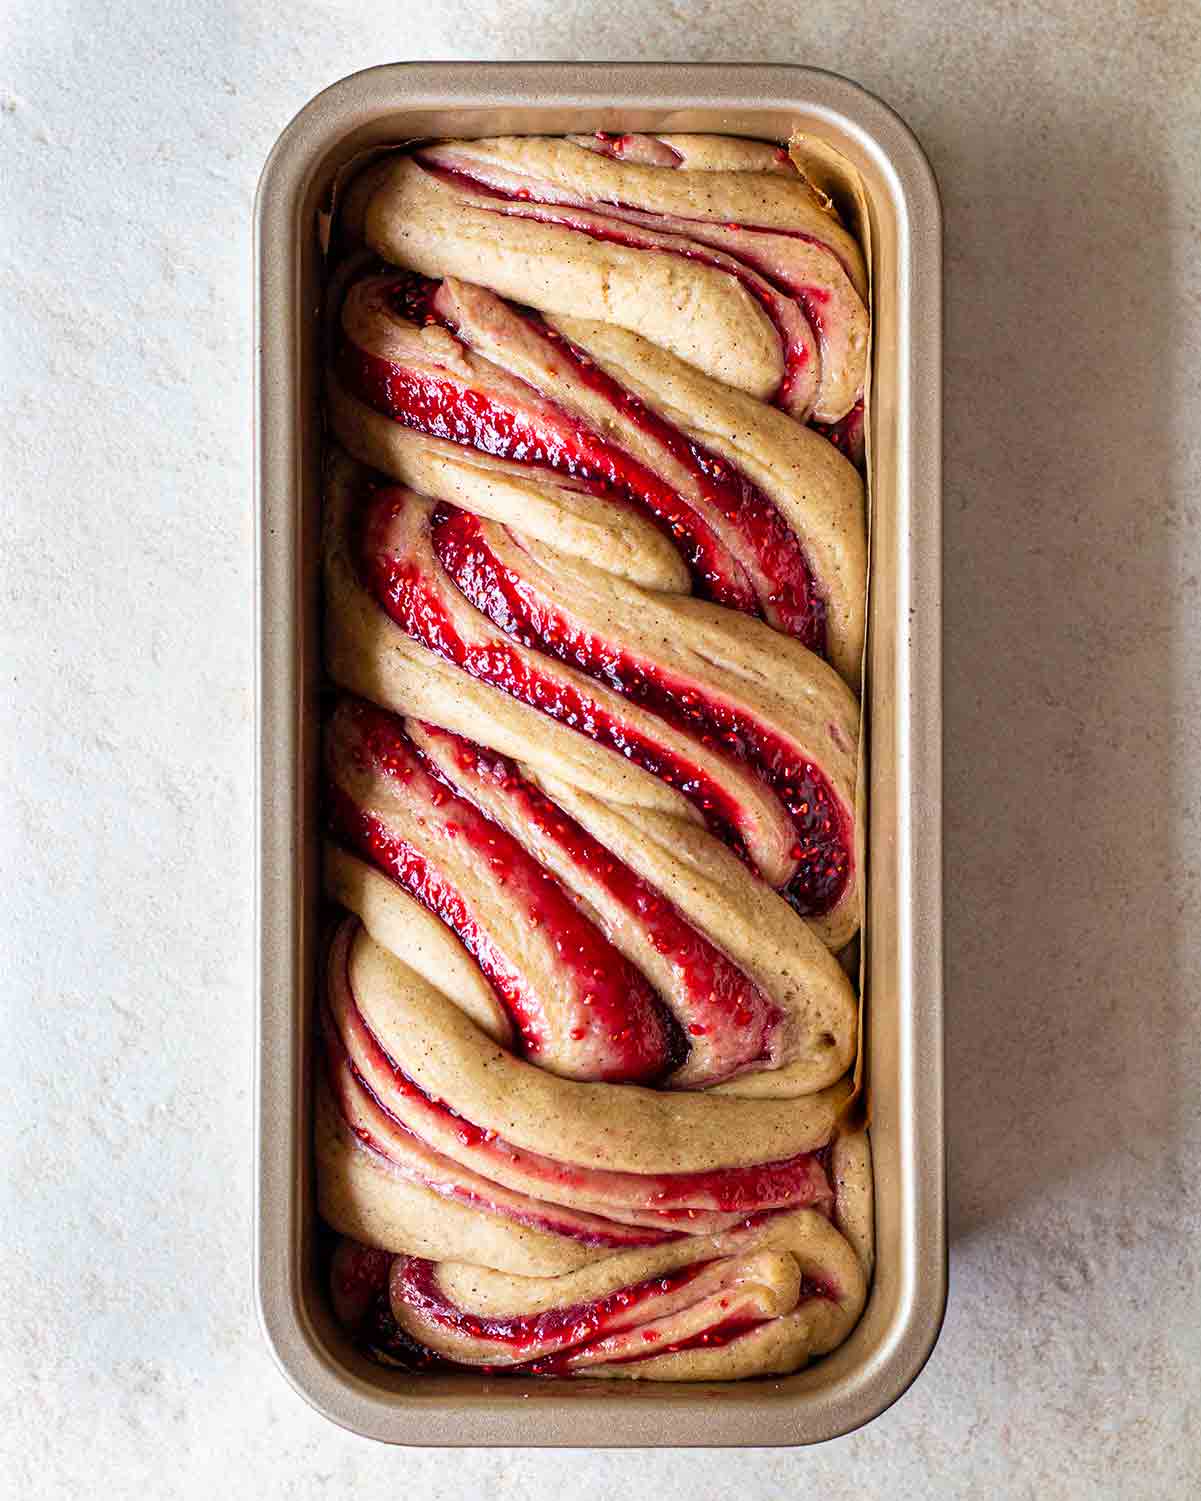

left=254, top=61, right=944, bottom=1446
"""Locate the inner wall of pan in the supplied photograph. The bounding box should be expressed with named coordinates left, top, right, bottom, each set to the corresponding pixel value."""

left=296, top=103, right=902, bottom=1403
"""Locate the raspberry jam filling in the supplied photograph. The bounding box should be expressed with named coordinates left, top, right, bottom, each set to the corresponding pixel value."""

left=337, top=340, right=757, bottom=614
left=338, top=1004, right=831, bottom=1229
left=325, top=986, right=679, bottom=1248
left=524, top=311, right=824, bottom=649
left=333, top=1247, right=770, bottom=1375
left=412, top=159, right=815, bottom=414
left=328, top=1031, right=672, bottom=1249
left=396, top=1255, right=709, bottom=1358
left=421, top=724, right=785, bottom=1078
left=332, top=969, right=829, bottom=1226
left=590, top=1314, right=766, bottom=1366
left=325, top=866, right=833, bottom=1223
left=431, top=509, right=852, bottom=918
left=335, top=1242, right=837, bottom=1374
left=345, top=991, right=826, bottom=1219
left=340, top=269, right=826, bottom=651
left=585, top=1268, right=836, bottom=1371
left=423, top=142, right=867, bottom=303
left=358, top=493, right=756, bottom=864
left=328, top=700, right=680, bottom=1083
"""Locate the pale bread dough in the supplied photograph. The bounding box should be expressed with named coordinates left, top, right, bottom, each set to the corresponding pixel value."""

left=321, top=134, right=874, bottom=1381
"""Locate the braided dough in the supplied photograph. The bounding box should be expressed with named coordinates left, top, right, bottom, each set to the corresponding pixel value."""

left=320, top=134, right=873, bottom=1381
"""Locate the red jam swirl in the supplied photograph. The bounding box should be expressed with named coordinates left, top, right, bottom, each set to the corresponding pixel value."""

left=363, top=1251, right=837, bottom=1375
left=336, top=962, right=828, bottom=1220
left=524, top=310, right=824, bottom=649
left=338, top=340, right=755, bottom=613
left=357, top=492, right=757, bottom=865
left=411, top=160, right=815, bottom=416
left=395, top=1255, right=708, bottom=1357
left=325, top=991, right=679, bottom=1249
left=422, top=724, right=784, bottom=1076
left=430, top=508, right=852, bottom=917
left=328, top=699, right=678, bottom=1082
left=596, top=1313, right=766, bottom=1363
left=339, top=269, right=826, bottom=653
left=324, top=847, right=832, bottom=1221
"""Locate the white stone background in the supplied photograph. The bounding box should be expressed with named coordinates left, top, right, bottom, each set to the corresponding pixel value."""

left=3, top=0, right=1200, bottom=1495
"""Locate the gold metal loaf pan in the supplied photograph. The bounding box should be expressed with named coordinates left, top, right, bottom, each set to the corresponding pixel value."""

left=254, top=61, right=944, bottom=1446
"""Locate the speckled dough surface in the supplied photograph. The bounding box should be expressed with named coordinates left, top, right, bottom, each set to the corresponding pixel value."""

left=321, top=133, right=872, bottom=1379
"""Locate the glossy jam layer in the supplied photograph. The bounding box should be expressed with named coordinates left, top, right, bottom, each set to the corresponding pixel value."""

left=373, top=1252, right=836, bottom=1375
left=422, top=723, right=784, bottom=1077
left=358, top=494, right=755, bottom=864
left=422, top=144, right=867, bottom=302
left=339, top=1275, right=771, bottom=1377
left=337, top=971, right=831, bottom=1221
left=396, top=1254, right=708, bottom=1356
left=590, top=1268, right=835, bottom=1370
left=524, top=311, right=824, bottom=649
left=334, top=978, right=829, bottom=1226
left=327, top=924, right=692, bottom=1246
left=431, top=509, right=851, bottom=917
left=328, top=700, right=677, bottom=1082
left=326, top=994, right=678, bottom=1248
left=592, top=1315, right=766, bottom=1368
left=326, top=853, right=832, bottom=1222
left=328, top=1230, right=834, bottom=1374
left=339, top=341, right=754, bottom=613
left=342, top=269, right=826, bottom=651
left=413, top=159, right=814, bottom=414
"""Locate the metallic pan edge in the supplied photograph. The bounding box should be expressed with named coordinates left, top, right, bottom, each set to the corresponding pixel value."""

left=254, top=61, right=944, bottom=1447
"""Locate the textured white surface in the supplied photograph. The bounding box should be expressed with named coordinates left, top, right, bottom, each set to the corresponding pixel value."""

left=3, top=1, right=1200, bottom=1495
